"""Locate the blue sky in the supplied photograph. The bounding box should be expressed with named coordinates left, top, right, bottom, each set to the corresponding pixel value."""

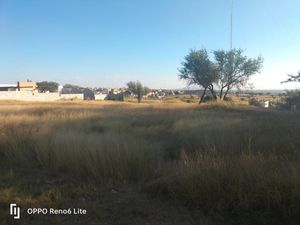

left=0, top=0, right=300, bottom=89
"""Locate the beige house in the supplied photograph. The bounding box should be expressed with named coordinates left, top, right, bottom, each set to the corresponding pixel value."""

left=17, top=81, right=37, bottom=92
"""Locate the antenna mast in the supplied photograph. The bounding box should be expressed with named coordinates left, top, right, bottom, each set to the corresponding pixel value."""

left=230, top=0, right=233, bottom=50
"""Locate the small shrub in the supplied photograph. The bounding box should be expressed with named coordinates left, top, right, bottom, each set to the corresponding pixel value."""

left=224, top=96, right=232, bottom=101
left=248, top=98, right=260, bottom=106
left=277, top=90, right=300, bottom=110
left=203, top=95, right=215, bottom=102
left=285, top=90, right=300, bottom=106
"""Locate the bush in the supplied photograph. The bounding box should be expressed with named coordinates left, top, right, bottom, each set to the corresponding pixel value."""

left=248, top=98, right=260, bottom=106
left=277, top=90, right=300, bottom=110
left=203, top=95, right=216, bottom=102
left=224, top=96, right=232, bottom=101
left=285, top=90, right=300, bottom=106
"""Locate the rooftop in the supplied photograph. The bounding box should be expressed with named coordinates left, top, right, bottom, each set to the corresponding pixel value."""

left=0, top=84, right=18, bottom=88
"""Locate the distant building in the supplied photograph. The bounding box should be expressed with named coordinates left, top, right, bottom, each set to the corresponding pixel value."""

left=0, top=81, right=37, bottom=92
left=58, top=85, right=63, bottom=94
left=95, top=93, right=108, bottom=100
left=17, top=81, right=37, bottom=92
left=0, top=84, right=18, bottom=91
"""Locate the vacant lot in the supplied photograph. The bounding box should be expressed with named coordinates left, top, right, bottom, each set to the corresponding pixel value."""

left=0, top=100, right=299, bottom=225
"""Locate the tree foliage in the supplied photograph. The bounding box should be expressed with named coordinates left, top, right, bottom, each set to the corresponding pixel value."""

left=37, top=81, right=59, bottom=93
left=127, top=81, right=146, bottom=103
left=282, top=71, right=300, bottom=83
left=214, top=49, right=263, bottom=100
left=62, top=84, right=84, bottom=94
left=144, top=86, right=151, bottom=95
left=178, top=49, right=218, bottom=103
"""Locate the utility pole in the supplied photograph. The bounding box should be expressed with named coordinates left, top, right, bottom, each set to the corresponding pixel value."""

left=230, top=0, right=233, bottom=50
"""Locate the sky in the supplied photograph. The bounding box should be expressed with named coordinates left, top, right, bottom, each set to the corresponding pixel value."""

left=0, top=0, right=300, bottom=89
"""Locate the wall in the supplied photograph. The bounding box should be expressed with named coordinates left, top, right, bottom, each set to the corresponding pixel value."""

left=95, top=94, right=108, bottom=100
left=0, top=91, right=84, bottom=101
left=60, top=93, right=84, bottom=100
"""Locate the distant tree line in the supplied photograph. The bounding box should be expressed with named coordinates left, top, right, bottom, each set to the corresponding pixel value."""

left=179, top=48, right=263, bottom=104
left=62, top=84, right=85, bottom=94
left=36, top=81, right=59, bottom=93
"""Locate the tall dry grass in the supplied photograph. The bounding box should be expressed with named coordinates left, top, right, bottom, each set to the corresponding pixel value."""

left=0, top=101, right=299, bottom=224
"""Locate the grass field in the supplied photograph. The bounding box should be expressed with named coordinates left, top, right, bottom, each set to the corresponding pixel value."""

left=0, top=100, right=299, bottom=225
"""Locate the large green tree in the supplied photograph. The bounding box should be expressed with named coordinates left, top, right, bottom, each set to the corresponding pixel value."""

left=37, top=81, right=59, bottom=93
left=127, top=81, right=146, bottom=103
left=179, top=49, right=218, bottom=104
left=214, top=49, right=263, bottom=100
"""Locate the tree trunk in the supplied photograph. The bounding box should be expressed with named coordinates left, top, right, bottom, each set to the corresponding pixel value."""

left=137, top=94, right=142, bottom=103
left=208, top=85, right=217, bottom=100
left=219, top=86, right=224, bottom=100
left=199, top=87, right=207, bottom=104
left=223, top=87, right=230, bottom=100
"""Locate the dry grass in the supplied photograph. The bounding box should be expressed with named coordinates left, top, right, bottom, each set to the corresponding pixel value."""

left=0, top=100, right=299, bottom=225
